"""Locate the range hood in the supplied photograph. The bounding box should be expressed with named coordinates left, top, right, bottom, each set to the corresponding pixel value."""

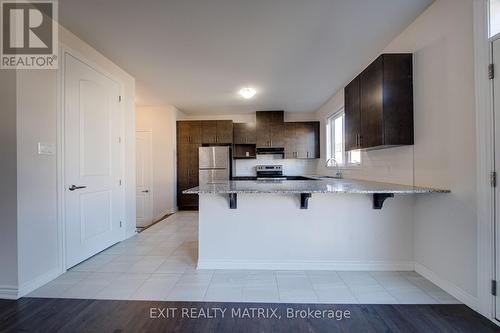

left=256, top=147, right=285, bottom=155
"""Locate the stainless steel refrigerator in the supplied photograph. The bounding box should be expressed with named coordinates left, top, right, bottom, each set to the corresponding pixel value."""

left=199, top=146, right=230, bottom=184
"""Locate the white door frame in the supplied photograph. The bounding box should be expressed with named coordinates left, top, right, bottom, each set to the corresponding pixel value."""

left=136, top=129, right=154, bottom=227
left=56, top=43, right=127, bottom=272
left=475, top=0, right=500, bottom=323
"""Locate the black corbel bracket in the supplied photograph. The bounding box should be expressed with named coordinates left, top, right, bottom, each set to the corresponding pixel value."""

left=372, top=193, right=394, bottom=210
left=300, top=193, right=312, bottom=209
left=229, top=193, right=237, bottom=209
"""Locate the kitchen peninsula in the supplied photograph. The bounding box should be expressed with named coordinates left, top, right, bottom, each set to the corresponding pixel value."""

left=184, top=178, right=449, bottom=271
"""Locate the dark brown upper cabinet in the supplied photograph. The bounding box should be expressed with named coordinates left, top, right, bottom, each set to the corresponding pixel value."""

left=344, top=53, right=413, bottom=151
left=201, top=120, right=233, bottom=144
left=284, top=122, right=320, bottom=159
left=233, top=122, right=257, bottom=144
left=344, top=76, right=361, bottom=151
left=256, top=111, right=285, bottom=148
left=177, top=121, right=202, bottom=144
left=216, top=120, right=233, bottom=143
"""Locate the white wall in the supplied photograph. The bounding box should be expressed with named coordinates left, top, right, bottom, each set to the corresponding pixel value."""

left=314, top=0, right=477, bottom=306
left=385, top=0, right=477, bottom=303
left=16, top=69, right=59, bottom=292
left=0, top=70, right=19, bottom=298
left=177, top=112, right=255, bottom=123
left=177, top=111, right=318, bottom=123
left=136, top=105, right=178, bottom=220
left=199, top=193, right=415, bottom=270
left=9, top=25, right=136, bottom=298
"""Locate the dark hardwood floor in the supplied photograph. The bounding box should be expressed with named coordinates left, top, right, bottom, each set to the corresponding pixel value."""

left=0, top=298, right=498, bottom=333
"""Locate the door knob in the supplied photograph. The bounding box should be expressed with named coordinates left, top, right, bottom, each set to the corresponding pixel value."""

left=142, top=190, right=149, bottom=193
left=69, top=185, right=87, bottom=191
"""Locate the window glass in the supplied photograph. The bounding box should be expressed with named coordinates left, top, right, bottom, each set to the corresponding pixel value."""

left=349, top=150, right=361, bottom=164
left=326, top=109, right=360, bottom=166
left=334, top=114, right=344, bottom=164
left=490, top=0, right=500, bottom=37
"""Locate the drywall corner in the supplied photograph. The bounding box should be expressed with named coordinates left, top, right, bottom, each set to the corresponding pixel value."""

left=0, top=69, right=19, bottom=295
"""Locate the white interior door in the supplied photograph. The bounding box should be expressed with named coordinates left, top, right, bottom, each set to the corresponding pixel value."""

left=494, top=38, right=500, bottom=320
left=64, top=53, right=124, bottom=269
left=136, top=131, right=153, bottom=227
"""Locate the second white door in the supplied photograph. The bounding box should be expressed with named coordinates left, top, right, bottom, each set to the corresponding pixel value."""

left=136, top=131, right=154, bottom=227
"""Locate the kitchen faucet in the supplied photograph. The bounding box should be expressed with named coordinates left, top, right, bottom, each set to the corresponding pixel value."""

left=325, top=157, right=343, bottom=179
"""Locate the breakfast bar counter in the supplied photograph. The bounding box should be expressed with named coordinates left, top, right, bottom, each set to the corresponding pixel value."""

left=184, top=178, right=449, bottom=209
left=184, top=178, right=450, bottom=271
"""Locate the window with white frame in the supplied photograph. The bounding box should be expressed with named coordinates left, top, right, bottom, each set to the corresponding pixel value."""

left=326, top=109, right=361, bottom=166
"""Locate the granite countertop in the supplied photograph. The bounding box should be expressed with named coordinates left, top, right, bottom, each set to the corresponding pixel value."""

left=182, top=177, right=450, bottom=195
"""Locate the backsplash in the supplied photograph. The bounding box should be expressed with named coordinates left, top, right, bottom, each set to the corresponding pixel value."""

left=234, top=155, right=318, bottom=176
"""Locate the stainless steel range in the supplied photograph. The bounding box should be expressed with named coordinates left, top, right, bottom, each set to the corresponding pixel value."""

left=255, top=165, right=287, bottom=181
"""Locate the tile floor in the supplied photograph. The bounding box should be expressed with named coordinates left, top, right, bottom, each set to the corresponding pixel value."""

left=28, top=211, right=460, bottom=304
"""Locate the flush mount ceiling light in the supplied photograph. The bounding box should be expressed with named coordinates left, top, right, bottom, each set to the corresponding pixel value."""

left=239, top=87, right=257, bottom=99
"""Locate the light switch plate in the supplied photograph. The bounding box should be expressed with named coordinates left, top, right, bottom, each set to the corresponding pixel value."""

left=38, top=142, right=56, bottom=155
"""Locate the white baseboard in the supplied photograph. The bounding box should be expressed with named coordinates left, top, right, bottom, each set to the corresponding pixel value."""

left=0, top=285, right=19, bottom=300
left=17, top=267, right=63, bottom=298
left=197, top=259, right=415, bottom=271
left=414, top=262, right=479, bottom=310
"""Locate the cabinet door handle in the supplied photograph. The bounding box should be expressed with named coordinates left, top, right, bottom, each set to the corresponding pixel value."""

left=307, top=152, right=309, bottom=158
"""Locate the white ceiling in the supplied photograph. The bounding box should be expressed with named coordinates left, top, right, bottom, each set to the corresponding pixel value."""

left=59, top=0, right=433, bottom=113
